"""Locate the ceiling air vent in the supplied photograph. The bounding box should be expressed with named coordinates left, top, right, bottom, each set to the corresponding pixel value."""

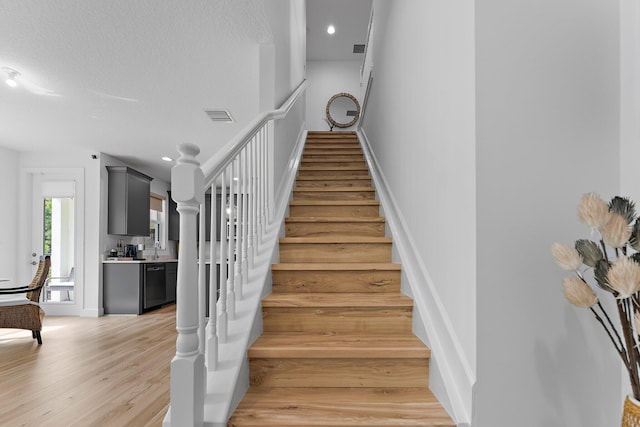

left=204, top=109, right=234, bottom=123
left=353, top=44, right=365, bottom=54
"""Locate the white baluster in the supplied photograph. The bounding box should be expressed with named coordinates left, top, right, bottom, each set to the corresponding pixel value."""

left=241, top=146, right=249, bottom=284
left=198, top=198, right=206, bottom=355
left=256, top=132, right=264, bottom=249
left=260, top=126, right=267, bottom=242
left=234, top=154, right=243, bottom=299
left=226, top=161, right=236, bottom=320
left=250, top=137, right=259, bottom=260
left=217, top=171, right=228, bottom=344
left=206, top=182, right=218, bottom=372
left=170, top=143, right=205, bottom=426
left=247, top=140, right=255, bottom=267
left=264, top=123, right=271, bottom=224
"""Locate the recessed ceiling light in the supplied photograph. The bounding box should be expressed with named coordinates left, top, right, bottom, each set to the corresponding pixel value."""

left=161, top=156, right=173, bottom=162
left=327, top=25, right=336, bottom=35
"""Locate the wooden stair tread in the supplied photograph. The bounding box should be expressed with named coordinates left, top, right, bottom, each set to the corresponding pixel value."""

left=303, top=149, right=364, bottom=154
left=302, top=157, right=364, bottom=162
left=280, top=236, right=391, bottom=243
left=289, top=200, right=379, bottom=206
left=229, top=387, right=455, bottom=426
left=293, top=186, right=374, bottom=192
left=249, top=333, right=430, bottom=359
left=307, top=130, right=356, bottom=134
left=262, top=292, right=412, bottom=308
left=272, top=262, right=400, bottom=271
left=299, top=165, right=368, bottom=170
left=306, top=133, right=357, bottom=138
left=302, top=155, right=363, bottom=158
left=295, top=175, right=371, bottom=180
left=305, top=137, right=359, bottom=140
left=285, top=216, right=385, bottom=223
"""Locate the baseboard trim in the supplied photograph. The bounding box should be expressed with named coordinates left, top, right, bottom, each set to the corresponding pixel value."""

left=358, top=128, right=474, bottom=425
left=82, top=308, right=103, bottom=317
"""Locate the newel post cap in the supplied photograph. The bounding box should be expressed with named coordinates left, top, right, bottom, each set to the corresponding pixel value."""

left=171, top=143, right=204, bottom=204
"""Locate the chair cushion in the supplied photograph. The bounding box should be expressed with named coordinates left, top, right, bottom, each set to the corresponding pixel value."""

left=48, top=281, right=74, bottom=291
left=0, top=295, right=39, bottom=307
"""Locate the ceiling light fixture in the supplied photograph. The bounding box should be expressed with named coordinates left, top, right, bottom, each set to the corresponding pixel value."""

left=3, top=67, right=20, bottom=87
left=327, top=25, right=336, bottom=35
left=161, top=156, right=173, bottom=162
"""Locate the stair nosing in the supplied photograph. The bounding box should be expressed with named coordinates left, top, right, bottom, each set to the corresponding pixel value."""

left=272, top=262, right=400, bottom=271
left=295, top=175, right=371, bottom=179
left=289, top=200, right=379, bottom=206
left=285, top=217, right=385, bottom=223
left=249, top=333, right=430, bottom=359
left=263, top=291, right=411, bottom=302
left=293, top=187, right=375, bottom=192
left=280, top=236, right=392, bottom=243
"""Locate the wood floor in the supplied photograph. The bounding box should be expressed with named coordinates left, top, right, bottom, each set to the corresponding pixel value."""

left=228, top=131, right=454, bottom=426
left=0, top=304, right=176, bottom=427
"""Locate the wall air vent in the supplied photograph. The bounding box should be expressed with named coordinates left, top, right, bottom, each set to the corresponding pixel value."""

left=353, top=44, right=365, bottom=54
left=204, top=109, right=234, bottom=123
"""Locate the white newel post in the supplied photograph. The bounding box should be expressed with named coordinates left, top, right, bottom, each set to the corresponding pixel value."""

left=170, top=143, right=205, bottom=426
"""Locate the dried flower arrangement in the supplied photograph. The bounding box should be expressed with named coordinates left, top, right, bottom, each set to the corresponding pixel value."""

left=552, top=193, right=640, bottom=400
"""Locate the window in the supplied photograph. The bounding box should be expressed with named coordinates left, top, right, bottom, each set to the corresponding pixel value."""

left=147, top=193, right=166, bottom=250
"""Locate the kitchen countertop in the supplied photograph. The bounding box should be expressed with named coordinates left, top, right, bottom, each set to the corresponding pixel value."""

left=103, top=258, right=178, bottom=264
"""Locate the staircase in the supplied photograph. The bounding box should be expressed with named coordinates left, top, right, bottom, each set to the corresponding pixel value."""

left=227, top=131, right=454, bottom=426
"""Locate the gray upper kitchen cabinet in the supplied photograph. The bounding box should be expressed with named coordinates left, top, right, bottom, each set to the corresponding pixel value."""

left=107, top=166, right=153, bottom=236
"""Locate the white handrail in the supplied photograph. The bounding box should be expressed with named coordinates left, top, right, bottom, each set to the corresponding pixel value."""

left=200, top=80, right=307, bottom=184
left=167, top=79, right=307, bottom=427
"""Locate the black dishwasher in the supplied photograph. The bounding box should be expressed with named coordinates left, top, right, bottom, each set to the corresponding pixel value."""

left=144, top=263, right=166, bottom=310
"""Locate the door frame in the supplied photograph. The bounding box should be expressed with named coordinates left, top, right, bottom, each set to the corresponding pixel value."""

left=22, top=168, right=85, bottom=316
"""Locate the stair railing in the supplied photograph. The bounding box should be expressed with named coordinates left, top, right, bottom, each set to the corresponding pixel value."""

left=167, top=80, right=307, bottom=426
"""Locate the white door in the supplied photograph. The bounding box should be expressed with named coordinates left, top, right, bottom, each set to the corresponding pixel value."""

left=31, top=172, right=83, bottom=315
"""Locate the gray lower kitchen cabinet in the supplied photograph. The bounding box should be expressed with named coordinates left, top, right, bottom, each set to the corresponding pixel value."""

left=107, top=166, right=153, bottom=236
left=165, top=262, right=177, bottom=303
left=104, top=261, right=177, bottom=314
left=104, top=263, right=142, bottom=314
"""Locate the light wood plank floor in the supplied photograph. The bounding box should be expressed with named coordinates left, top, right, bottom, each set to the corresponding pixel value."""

left=0, top=304, right=176, bottom=427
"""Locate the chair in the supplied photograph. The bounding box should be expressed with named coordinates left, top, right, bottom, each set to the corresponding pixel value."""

left=46, top=266, right=74, bottom=302
left=0, top=256, right=51, bottom=344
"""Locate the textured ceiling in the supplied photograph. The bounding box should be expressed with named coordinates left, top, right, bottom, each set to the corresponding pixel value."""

left=0, top=0, right=372, bottom=182
left=0, top=0, right=271, bottom=181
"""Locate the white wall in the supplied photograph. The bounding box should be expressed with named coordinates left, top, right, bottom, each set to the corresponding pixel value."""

left=273, top=94, right=306, bottom=203
left=0, top=147, right=19, bottom=287
left=476, top=0, right=621, bottom=425
left=263, top=0, right=307, bottom=106
left=621, top=0, right=640, bottom=203
left=306, top=60, right=362, bottom=131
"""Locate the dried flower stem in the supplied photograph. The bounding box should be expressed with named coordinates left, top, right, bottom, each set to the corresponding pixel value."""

left=597, top=300, right=626, bottom=352
left=618, top=300, right=640, bottom=399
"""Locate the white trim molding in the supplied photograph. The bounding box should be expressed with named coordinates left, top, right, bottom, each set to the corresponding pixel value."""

left=357, top=129, right=474, bottom=425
